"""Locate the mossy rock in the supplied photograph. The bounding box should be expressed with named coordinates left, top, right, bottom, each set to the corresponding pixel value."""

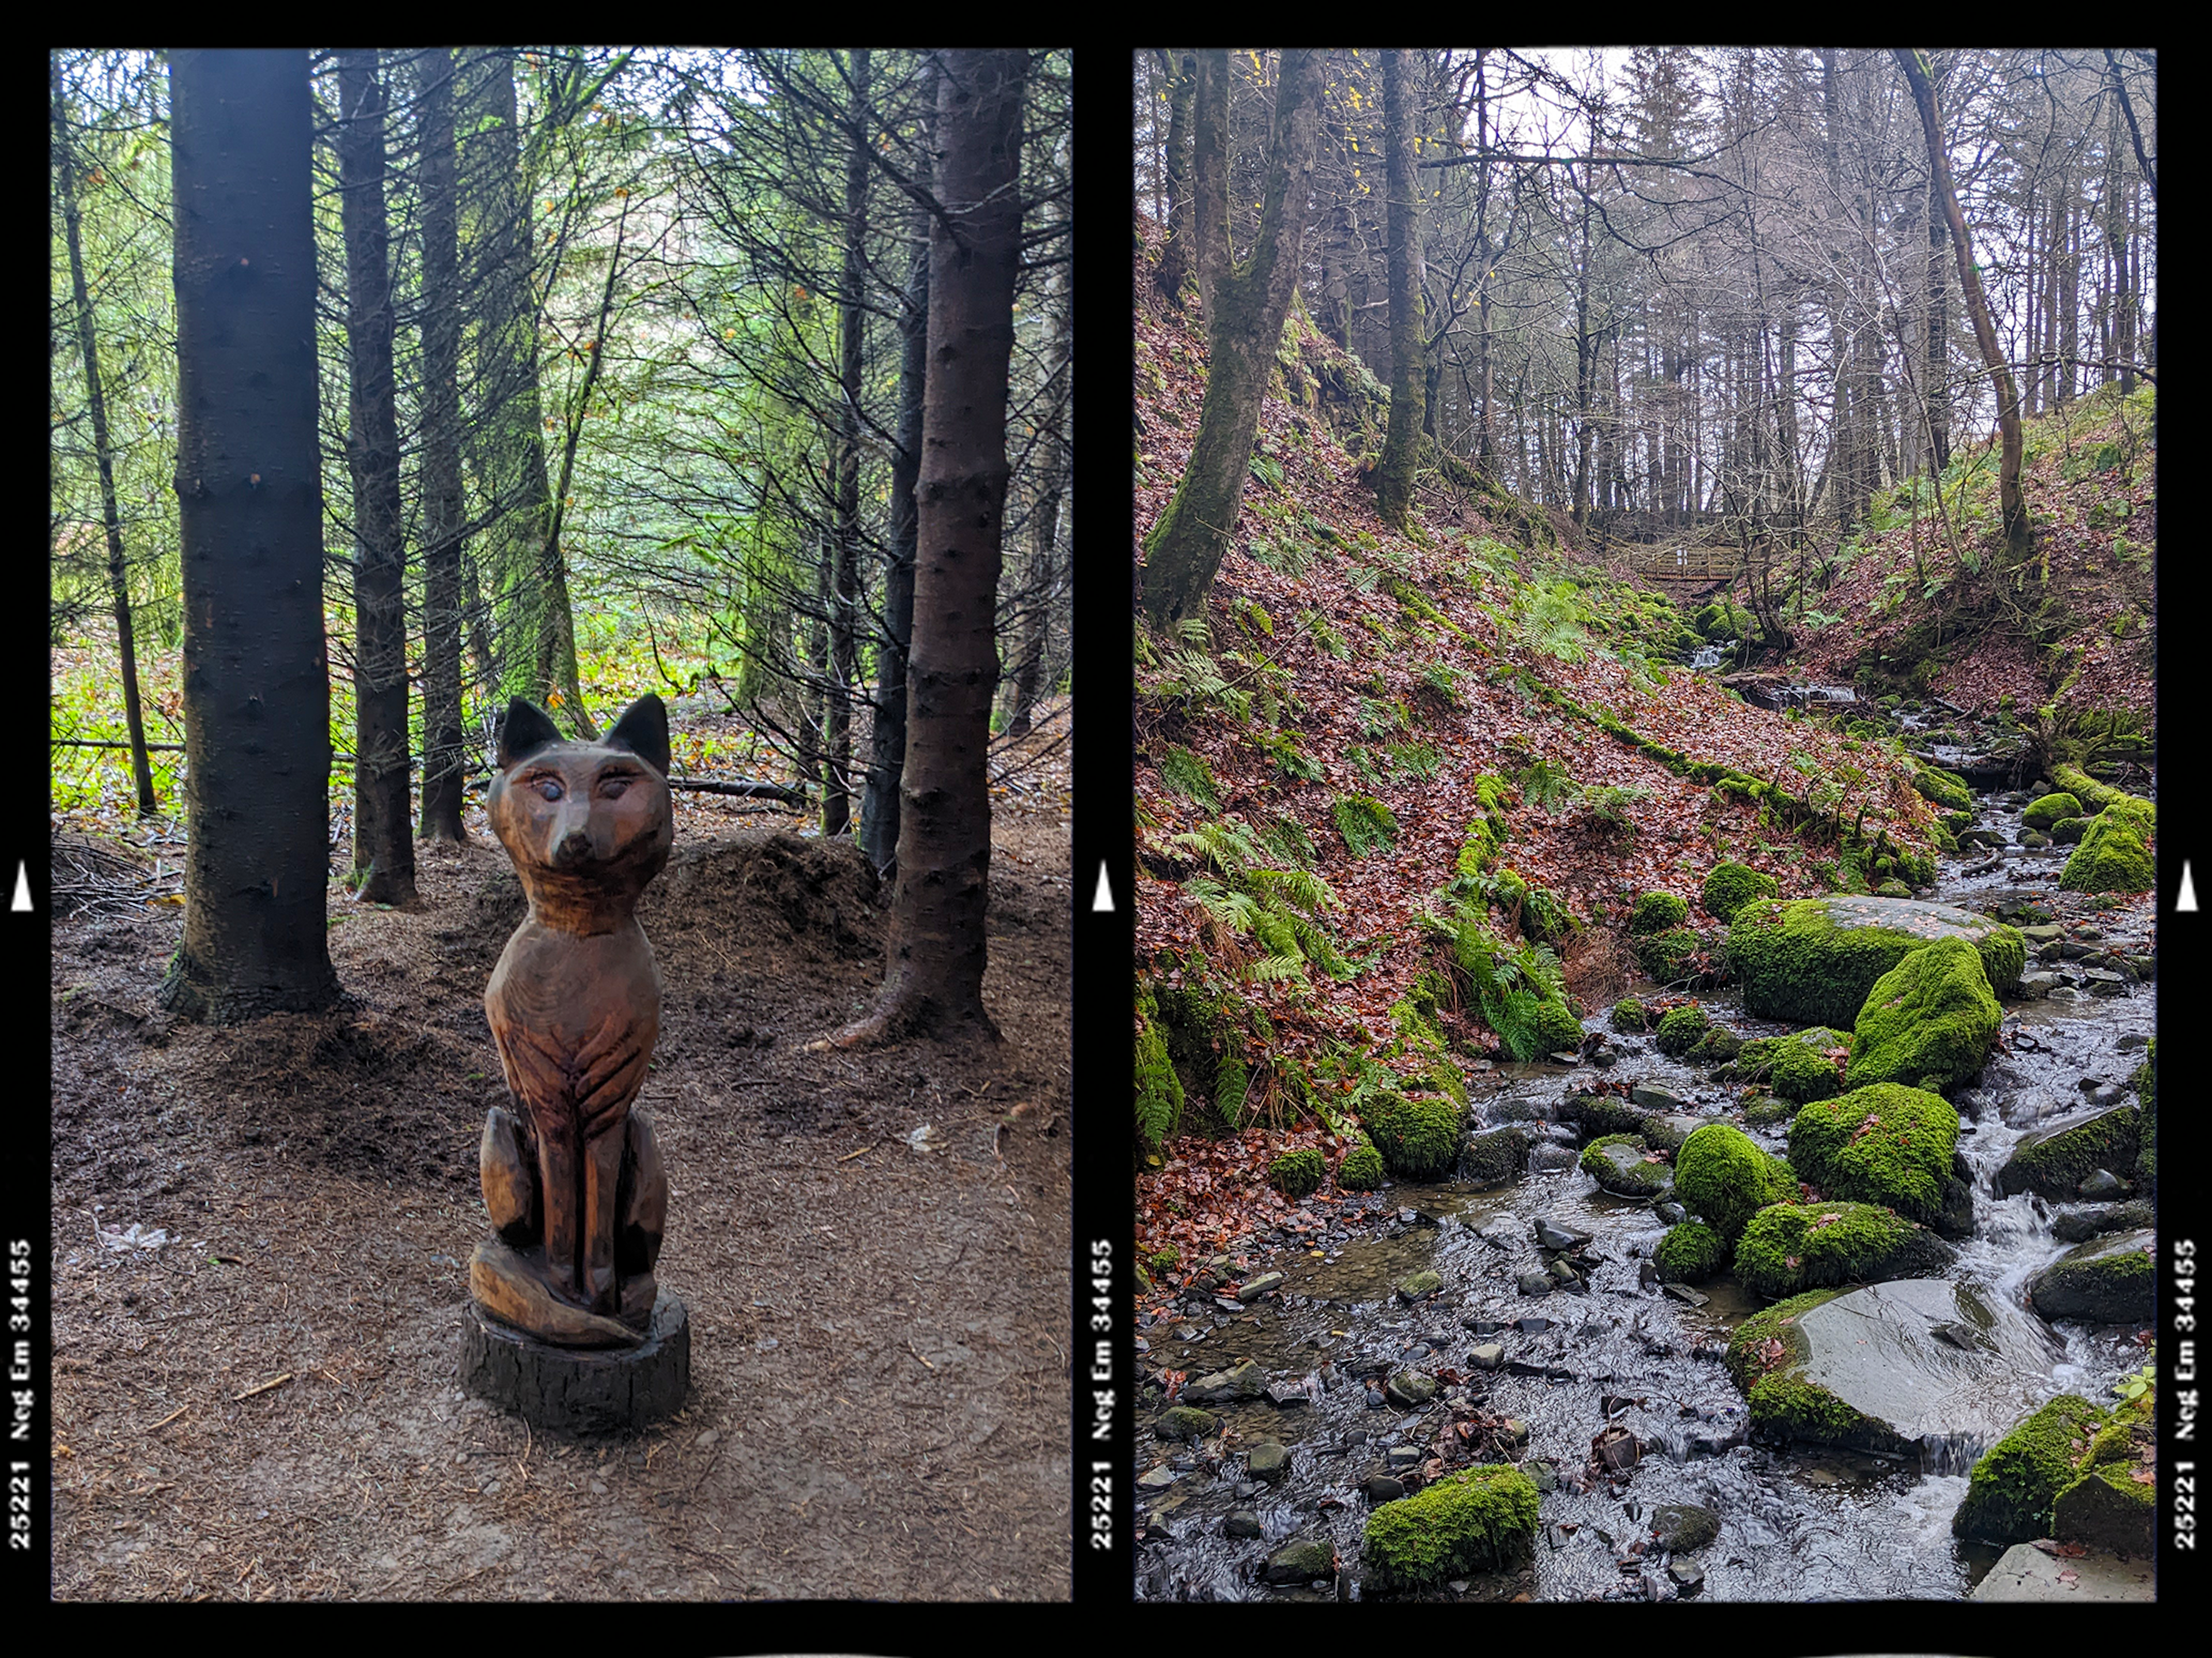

left=1732, top=1201, right=1954, bottom=1300
left=1654, top=1221, right=1728, bottom=1282
left=2052, top=1440, right=2156, bottom=1556
left=2026, top=1228, right=2155, bottom=1323
left=1629, top=891, right=1689, bottom=936
left=1952, top=1395, right=2110, bottom=1544
left=2050, top=815, right=2090, bottom=845
left=1580, top=1133, right=1672, bottom=1199
left=1996, top=1105, right=2142, bottom=1201
left=1611, top=997, right=1649, bottom=1033
left=1910, top=764, right=1973, bottom=812
left=1361, top=1464, right=1540, bottom=1592
left=1675, top=1123, right=1796, bottom=1242
left=1787, top=1084, right=1960, bottom=1227
left=1844, top=936, right=2001, bottom=1093
left=2050, top=763, right=2154, bottom=827
left=2058, top=810, right=2154, bottom=894
left=1135, top=981, right=1186, bottom=1164
left=1462, top=1125, right=1531, bottom=1186
left=1723, top=1287, right=1844, bottom=1394
left=1268, top=1147, right=1326, bottom=1199
left=1532, top=997, right=1585, bottom=1055
left=1895, top=849, right=1935, bottom=887
left=1741, top=1093, right=1794, bottom=1129
left=1702, top=861, right=1779, bottom=925
left=1634, top=926, right=1704, bottom=985
left=1725, top=895, right=2025, bottom=1028
left=1156, top=1405, right=1221, bottom=1443
left=2022, top=792, right=2082, bottom=832
left=1338, top=1138, right=1386, bottom=1191
left=1362, top=1091, right=1466, bottom=1182
left=1693, top=1027, right=1744, bottom=1065
left=1654, top=1004, right=1711, bottom=1057
left=1560, top=1091, right=1648, bottom=1139
left=1729, top=1028, right=1852, bottom=1103
left=1692, top=599, right=1747, bottom=641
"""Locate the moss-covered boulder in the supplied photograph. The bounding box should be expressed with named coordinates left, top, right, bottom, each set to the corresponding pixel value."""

left=1634, top=926, right=1705, bottom=984
left=1952, top=1395, right=2111, bottom=1544
left=1338, top=1137, right=1386, bottom=1191
left=2052, top=1411, right=2156, bottom=1555
left=1675, top=1123, right=1796, bottom=1241
left=2059, top=809, right=2154, bottom=894
left=2050, top=815, right=2090, bottom=845
left=2050, top=763, right=2154, bottom=827
left=1743, top=1093, right=1794, bottom=1129
left=1560, top=1091, right=1649, bottom=1139
left=1463, top=1125, right=1531, bottom=1186
left=1654, top=1003, right=1711, bottom=1057
left=1733, top=1201, right=1954, bottom=1300
left=1726, top=895, right=2025, bottom=1029
left=1654, top=1221, right=1728, bottom=1282
left=1136, top=981, right=1185, bottom=1164
left=1702, top=861, right=1779, bottom=925
left=1361, top=1465, right=1540, bottom=1592
left=1787, top=1084, right=1959, bottom=1227
left=1611, top=996, right=1649, bottom=1032
left=1362, top=1091, right=1466, bottom=1181
left=1844, top=935, right=2002, bottom=1093
left=1581, top=1133, right=1673, bottom=1199
left=2022, top=792, right=2082, bottom=832
left=2026, top=1228, right=2154, bottom=1323
left=1911, top=764, right=1974, bottom=812
left=1995, top=1105, right=2142, bottom=1201
left=1630, top=891, right=1689, bottom=935
left=1268, top=1147, right=1325, bottom=1198
left=1728, top=1027, right=1853, bottom=1103
left=1532, top=997, right=1586, bottom=1055
left=1156, top=1405, right=1221, bottom=1443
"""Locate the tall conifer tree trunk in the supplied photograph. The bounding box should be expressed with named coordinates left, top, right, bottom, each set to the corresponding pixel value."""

left=460, top=48, right=590, bottom=733
left=823, top=49, right=870, bottom=839
left=1140, top=50, right=1324, bottom=629
left=830, top=47, right=1025, bottom=1046
left=162, top=48, right=340, bottom=1021
left=338, top=48, right=416, bottom=906
left=1896, top=49, right=2029, bottom=565
left=52, top=57, right=157, bottom=818
left=860, top=58, right=937, bottom=881
left=416, top=46, right=469, bottom=841
left=1375, top=48, right=1425, bottom=529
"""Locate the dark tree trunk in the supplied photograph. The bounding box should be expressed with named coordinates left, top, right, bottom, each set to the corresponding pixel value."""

left=1154, top=48, right=1196, bottom=303
left=460, top=49, right=588, bottom=732
left=416, top=47, right=469, bottom=842
left=161, top=48, right=340, bottom=1021
left=1001, top=129, right=1071, bottom=742
left=53, top=56, right=157, bottom=818
left=1925, top=168, right=1950, bottom=472
left=1374, top=48, right=1425, bottom=529
left=823, top=50, right=870, bottom=841
left=1896, top=50, right=2028, bottom=563
left=859, top=59, right=937, bottom=882
left=1140, top=50, right=1324, bottom=629
left=829, top=47, right=1025, bottom=1046
left=338, top=49, right=416, bottom=907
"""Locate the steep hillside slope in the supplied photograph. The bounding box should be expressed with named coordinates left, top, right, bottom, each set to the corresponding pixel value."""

left=1132, top=217, right=1972, bottom=1258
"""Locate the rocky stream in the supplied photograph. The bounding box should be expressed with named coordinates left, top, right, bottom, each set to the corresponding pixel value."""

left=1132, top=742, right=2156, bottom=1602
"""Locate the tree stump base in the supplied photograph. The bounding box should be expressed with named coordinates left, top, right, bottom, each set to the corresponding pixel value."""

left=459, top=1292, right=690, bottom=1434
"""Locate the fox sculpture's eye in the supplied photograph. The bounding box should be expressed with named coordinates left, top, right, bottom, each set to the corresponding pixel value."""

left=601, top=777, right=631, bottom=799
left=534, top=778, right=565, bottom=802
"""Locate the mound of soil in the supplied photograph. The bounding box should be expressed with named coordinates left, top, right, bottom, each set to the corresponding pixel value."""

left=51, top=805, right=1072, bottom=1600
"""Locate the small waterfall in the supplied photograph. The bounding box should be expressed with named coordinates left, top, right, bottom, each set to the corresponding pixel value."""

left=1916, top=1429, right=1990, bottom=1478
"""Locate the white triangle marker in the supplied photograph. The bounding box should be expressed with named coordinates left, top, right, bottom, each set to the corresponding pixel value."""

left=1092, top=861, right=1115, bottom=913
left=10, top=862, right=29, bottom=913
left=2178, top=860, right=2198, bottom=913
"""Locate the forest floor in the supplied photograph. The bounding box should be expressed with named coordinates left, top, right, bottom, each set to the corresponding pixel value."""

left=48, top=706, right=1073, bottom=1602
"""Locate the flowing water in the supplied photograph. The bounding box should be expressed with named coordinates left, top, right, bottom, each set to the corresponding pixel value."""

left=1134, top=773, right=2154, bottom=1602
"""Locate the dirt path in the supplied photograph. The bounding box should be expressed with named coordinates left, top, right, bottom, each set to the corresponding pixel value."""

left=50, top=800, right=1072, bottom=1601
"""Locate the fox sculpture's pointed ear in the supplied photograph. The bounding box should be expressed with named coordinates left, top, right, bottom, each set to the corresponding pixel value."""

left=605, top=694, right=671, bottom=779
left=497, top=698, right=565, bottom=770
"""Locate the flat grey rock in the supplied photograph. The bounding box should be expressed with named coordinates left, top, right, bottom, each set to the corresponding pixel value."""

left=1971, top=1542, right=2154, bottom=1602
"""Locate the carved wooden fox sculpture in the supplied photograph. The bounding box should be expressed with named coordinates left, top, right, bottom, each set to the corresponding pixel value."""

left=471, top=694, right=673, bottom=1349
